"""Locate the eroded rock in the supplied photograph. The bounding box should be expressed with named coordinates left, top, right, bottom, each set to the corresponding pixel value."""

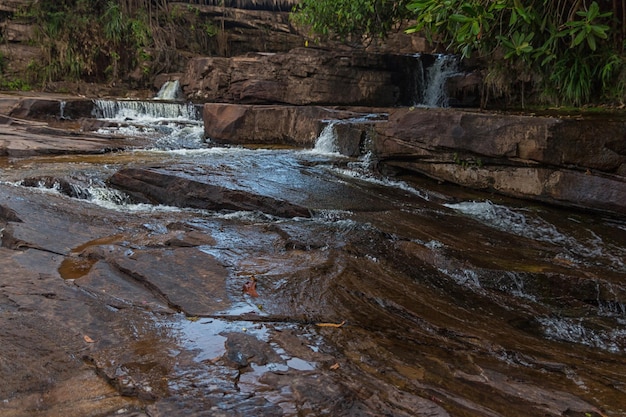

left=182, top=48, right=420, bottom=106
left=373, top=107, right=626, bottom=215
left=108, top=167, right=312, bottom=218
left=203, top=103, right=369, bottom=146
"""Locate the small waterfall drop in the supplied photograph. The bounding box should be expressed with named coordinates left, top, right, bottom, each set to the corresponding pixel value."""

left=92, top=99, right=199, bottom=121
left=155, top=80, right=184, bottom=101
left=91, top=98, right=204, bottom=149
left=313, top=121, right=339, bottom=154
left=413, top=54, right=461, bottom=108
left=59, top=101, right=67, bottom=119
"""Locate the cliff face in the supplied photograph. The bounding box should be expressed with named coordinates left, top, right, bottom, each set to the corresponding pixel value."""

left=0, top=0, right=37, bottom=87
left=0, top=0, right=427, bottom=93
left=0, top=1, right=307, bottom=90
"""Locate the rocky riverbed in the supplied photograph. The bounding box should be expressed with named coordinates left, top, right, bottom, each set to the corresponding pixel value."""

left=1, top=94, right=626, bottom=417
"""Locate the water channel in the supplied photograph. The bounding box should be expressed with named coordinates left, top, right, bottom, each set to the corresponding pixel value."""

left=1, top=95, right=625, bottom=416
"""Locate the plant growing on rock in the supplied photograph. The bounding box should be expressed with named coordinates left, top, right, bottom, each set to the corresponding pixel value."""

left=292, top=0, right=626, bottom=107
left=24, top=0, right=217, bottom=87
left=291, top=0, right=413, bottom=44
left=405, top=0, right=625, bottom=107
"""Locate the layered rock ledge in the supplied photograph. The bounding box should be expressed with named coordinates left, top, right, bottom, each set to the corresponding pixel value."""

left=108, top=167, right=312, bottom=218
left=202, top=103, right=626, bottom=216
left=181, top=47, right=424, bottom=106
left=2, top=92, right=624, bottom=216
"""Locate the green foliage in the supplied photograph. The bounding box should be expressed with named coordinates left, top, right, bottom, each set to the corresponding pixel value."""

left=404, top=0, right=625, bottom=106
left=25, top=0, right=190, bottom=85
left=293, top=0, right=625, bottom=106
left=204, top=22, right=219, bottom=37
left=561, top=2, right=611, bottom=51
left=0, top=78, right=32, bottom=91
left=102, top=1, right=124, bottom=44
left=291, top=0, right=412, bottom=42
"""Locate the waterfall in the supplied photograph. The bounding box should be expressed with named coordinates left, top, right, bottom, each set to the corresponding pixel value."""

left=155, top=80, right=184, bottom=101
left=413, top=54, right=461, bottom=108
left=92, top=99, right=200, bottom=121
left=313, top=121, right=339, bottom=154
left=91, top=98, right=205, bottom=149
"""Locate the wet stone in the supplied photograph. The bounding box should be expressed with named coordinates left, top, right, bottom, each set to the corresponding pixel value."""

left=110, top=247, right=231, bottom=316
left=1, top=97, right=626, bottom=417
left=108, top=167, right=312, bottom=218
left=223, top=331, right=284, bottom=368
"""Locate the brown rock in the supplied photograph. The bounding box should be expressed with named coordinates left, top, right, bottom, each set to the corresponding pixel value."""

left=203, top=103, right=372, bottom=147
left=0, top=21, right=34, bottom=42
left=182, top=48, right=420, bottom=106
left=374, top=108, right=626, bottom=172
left=7, top=97, right=95, bottom=120
left=373, top=108, right=626, bottom=215
left=108, top=167, right=312, bottom=218
left=0, top=0, right=34, bottom=13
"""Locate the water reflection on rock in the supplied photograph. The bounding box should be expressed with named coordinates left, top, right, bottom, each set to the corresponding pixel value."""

left=0, top=126, right=625, bottom=416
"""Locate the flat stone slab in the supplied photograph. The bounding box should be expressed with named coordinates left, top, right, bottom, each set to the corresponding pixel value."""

left=111, top=247, right=231, bottom=316
left=0, top=118, right=134, bottom=157
left=108, top=167, right=312, bottom=218
left=373, top=108, right=626, bottom=215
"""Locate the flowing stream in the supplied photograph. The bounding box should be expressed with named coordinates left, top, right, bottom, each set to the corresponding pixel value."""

left=1, top=98, right=625, bottom=416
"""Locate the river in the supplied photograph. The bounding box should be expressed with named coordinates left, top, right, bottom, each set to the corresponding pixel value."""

left=1, top=97, right=625, bottom=416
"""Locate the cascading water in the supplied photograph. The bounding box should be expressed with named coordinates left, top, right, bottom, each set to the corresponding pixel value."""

left=3, top=91, right=626, bottom=415
left=411, top=54, right=461, bottom=107
left=92, top=99, right=199, bottom=121
left=155, top=80, right=184, bottom=101
left=91, top=98, right=205, bottom=150
left=313, top=121, right=340, bottom=154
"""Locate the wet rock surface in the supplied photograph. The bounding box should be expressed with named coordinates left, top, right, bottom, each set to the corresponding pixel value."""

left=373, top=108, right=626, bottom=215
left=1, top=98, right=626, bottom=417
left=108, top=167, right=312, bottom=218
left=200, top=102, right=626, bottom=215
left=202, top=103, right=373, bottom=147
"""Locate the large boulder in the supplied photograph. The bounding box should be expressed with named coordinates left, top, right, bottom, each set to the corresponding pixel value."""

left=372, top=108, right=626, bottom=215
left=182, top=47, right=420, bottom=106
left=373, top=108, right=626, bottom=173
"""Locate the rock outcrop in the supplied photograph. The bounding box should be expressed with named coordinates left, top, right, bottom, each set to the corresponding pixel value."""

left=200, top=103, right=626, bottom=215
left=203, top=103, right=378, bottom=148
left=108, top=167, right=312, bottom=218
left=373, top=108, right=626, bottom=215
left=182, top=47, right=423, bottom=106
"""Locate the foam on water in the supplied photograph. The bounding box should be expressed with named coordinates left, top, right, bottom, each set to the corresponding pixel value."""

left=412, top=54, right=462, bottom=108
left=445, top=200, right=625, bottom=270
left=333, top=166, right=431, bottom=201
left=93, top=99, right=200, bottom=121
left=93, top=98, right=205, bottom=150
left=155, top=80, right=184, bottom=101
left=312, top=121, right=340, bottom=155
left=538, top=316, right=626, bottom=353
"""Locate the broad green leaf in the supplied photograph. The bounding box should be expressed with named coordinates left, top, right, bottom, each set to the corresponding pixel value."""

left=461, top=4, right=475, bottom=15
left=591, top=24, right=609, bottom=39
left=520, top=43, right=533, bottom=53
left=572, top=30, right=586, bottom=47
left=587, top=34, right=597, bottom=51
left=471, top=20, right=480, bottom=35
left=450, top=14, right=470, bottom=23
